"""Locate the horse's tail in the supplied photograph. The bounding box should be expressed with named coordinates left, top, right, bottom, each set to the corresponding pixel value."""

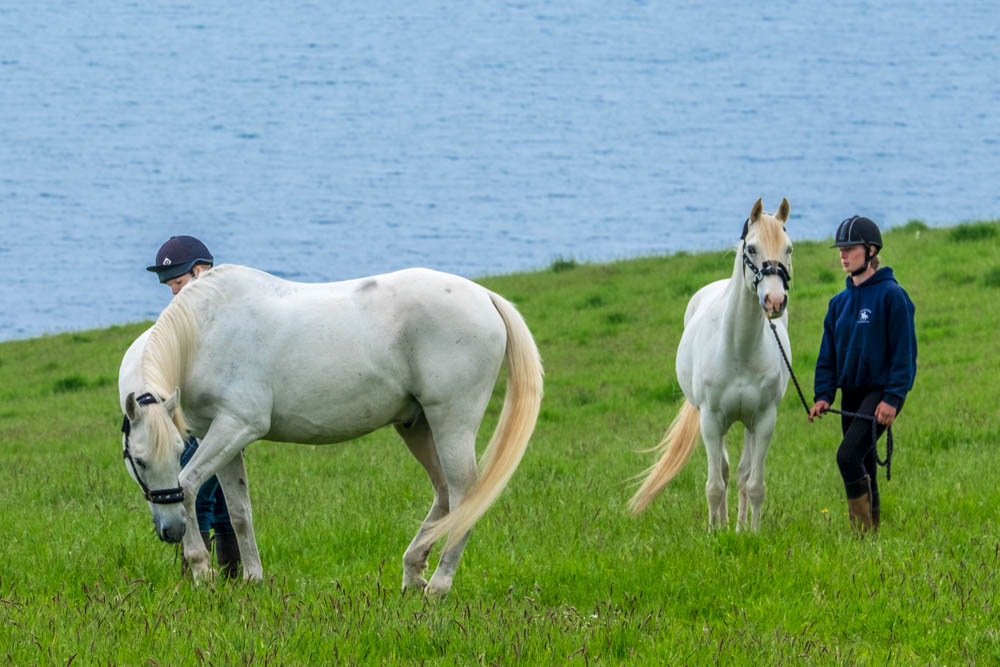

left=420, top=291, right=544, bottom=551
left=628, top=399, right=701, bottom=515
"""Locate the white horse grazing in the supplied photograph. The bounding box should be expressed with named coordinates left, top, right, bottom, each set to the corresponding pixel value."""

left=118, top=265, right=543, bottom=594
left=629, top=198, right=792, bottom=530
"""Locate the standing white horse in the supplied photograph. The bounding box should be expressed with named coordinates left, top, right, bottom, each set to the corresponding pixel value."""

left=118, top=265, right=543, bottom=594
left=629, top=198, right=792, bottom=530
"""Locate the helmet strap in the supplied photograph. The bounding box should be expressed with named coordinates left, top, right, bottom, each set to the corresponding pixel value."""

left=850, top=245, right=873, bottom=276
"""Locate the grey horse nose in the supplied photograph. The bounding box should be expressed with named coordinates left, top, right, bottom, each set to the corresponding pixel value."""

left=156, top=519, right=186, bottom=543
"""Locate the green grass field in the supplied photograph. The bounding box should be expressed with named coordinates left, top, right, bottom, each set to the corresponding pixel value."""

left=2, top=220, right=998, bottom=664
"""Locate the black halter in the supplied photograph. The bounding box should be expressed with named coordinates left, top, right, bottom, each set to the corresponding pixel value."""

left=121, top=392, right=185, bottom=505
left=741, top=217, right=791, bottom=291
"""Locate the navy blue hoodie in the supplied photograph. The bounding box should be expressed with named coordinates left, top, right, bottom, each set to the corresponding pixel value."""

left=813, top=267, right=917, bottom=408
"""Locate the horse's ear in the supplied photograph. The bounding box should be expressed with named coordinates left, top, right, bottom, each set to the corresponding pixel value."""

left=125, top=392, right=138, bottom=421
left=749, top=198, right=764, bottom=225
left=776, top=198, right=790, bottom=224
left=163, top=388, right=181, bottom=416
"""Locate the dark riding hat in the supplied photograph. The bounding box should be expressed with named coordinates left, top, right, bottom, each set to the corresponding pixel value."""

left=831, top=216, right=883, bottom=253
left=146, top=235, right=214, bottom=283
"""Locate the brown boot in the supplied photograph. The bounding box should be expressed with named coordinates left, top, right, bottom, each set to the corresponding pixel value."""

left=845, top=475, right=873, bottom=533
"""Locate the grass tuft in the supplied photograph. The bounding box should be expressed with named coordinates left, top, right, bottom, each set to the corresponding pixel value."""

left=816, top=268, right=838, bottom=283
left=948, top=221, right=998, bottom=242
left=52, top=375, right=89, bottom=393
left=984, top=266, right=1000, bottom=288
left=550, top=257, right=577, bottom=272
left=899, top=219, right=928, bottom=232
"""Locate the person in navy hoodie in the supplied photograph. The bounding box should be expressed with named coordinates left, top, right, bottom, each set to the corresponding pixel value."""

left=147, top=236, right=242, bottom=577
left=808, top=216, right=917, bottom=533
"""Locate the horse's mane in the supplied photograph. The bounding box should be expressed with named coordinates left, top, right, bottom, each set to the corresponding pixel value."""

left=140, top=266, right=233, bottom=453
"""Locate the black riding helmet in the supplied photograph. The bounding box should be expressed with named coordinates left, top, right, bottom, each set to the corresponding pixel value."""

left=832, top=216, right=882, bottom=276
left=146, top=236, right=214, bottom=283
left=831, top=216, right=882, bottom=251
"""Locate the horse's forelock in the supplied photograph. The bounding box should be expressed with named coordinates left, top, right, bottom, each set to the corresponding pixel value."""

left=143, top=403, right=184, bottom=465
left=751, top=213, right=791, bottom=260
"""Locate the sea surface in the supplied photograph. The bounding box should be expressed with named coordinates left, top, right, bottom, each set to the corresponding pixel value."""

left=2, top=1, right=998, bottom=341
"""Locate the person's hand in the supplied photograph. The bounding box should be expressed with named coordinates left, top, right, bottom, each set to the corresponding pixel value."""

left=808, top=400, right=830, bottom=423
left=874, top=401, right=897, bottom=426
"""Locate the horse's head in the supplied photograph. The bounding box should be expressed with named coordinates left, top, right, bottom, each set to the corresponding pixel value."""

left=740, top=197, right=792, bottom=319
left=121, top=389, right=187, bottom=543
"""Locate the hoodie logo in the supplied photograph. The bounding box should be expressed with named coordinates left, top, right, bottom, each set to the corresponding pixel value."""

left=858, top=308, right=872, bottom=324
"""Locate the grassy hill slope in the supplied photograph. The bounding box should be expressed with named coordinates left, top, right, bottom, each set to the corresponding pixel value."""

left=1, top=220, right=998, bottom=663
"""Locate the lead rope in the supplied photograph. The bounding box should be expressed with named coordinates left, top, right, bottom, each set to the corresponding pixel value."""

left=767, top=321, right=893, bottom=480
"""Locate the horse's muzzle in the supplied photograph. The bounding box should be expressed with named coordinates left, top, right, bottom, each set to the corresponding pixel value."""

left=763, top=294, right=788, bottom=319
left=155, top=519, right=186, bottom=543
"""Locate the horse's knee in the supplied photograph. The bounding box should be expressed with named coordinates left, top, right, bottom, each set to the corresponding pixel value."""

left=747, top=480, right=766, bottom=505
left=705, top=480, right=726, bottom=505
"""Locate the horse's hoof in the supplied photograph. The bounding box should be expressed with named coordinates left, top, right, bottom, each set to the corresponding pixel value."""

left=402, top=576, right=428, bottom=593
left=425, top=576, right=452, bottom=596
left=192, top=567, right=216, bottom=585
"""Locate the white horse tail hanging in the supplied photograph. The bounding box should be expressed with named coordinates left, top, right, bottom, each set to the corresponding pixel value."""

left=628, top=399, right=701, bottom=514
left=417, top=292, right=543, bottom=551
left=629, top=198, right=793, bottom=530
left=118, top=265, right=543, bottom=594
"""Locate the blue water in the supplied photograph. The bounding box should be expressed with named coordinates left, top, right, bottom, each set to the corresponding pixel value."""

left=2, top=1, right=998, bottom=341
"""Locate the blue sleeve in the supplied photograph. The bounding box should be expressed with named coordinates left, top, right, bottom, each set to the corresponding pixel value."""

left=882, top=289, right=917, bottom=408
left=813, top=301, right=838, bottom=404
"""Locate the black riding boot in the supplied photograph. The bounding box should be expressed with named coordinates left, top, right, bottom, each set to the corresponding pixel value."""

left=215, top=532, right=242, bottom=580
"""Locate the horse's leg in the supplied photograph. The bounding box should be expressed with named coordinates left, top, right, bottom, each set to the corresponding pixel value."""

left=421, top=407, right=480, bottom=595
left=178, top=490, right=212, bottom=580
left=394, top=414, right=449, bottom=592
left=736, top=430, right=754, bottom=531
left=746, top=406, right=778, bottom=532
left=701, top=412, right=728, bottom=528
left=178, top=412, right=267, bottom=583
left=214, top=451, right=263, bottom=582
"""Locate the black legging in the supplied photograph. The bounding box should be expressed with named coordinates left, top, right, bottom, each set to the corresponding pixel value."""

left=836, top=387, right=901, bottom=501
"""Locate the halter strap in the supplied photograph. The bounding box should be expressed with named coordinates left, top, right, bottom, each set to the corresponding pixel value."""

left=742, top=241, right=791, bottom=290
left=741, top=218, right=791, bottom=290
left=121, top=392, right=185, bottom=505
left=135, top=392, right=159, bottom=406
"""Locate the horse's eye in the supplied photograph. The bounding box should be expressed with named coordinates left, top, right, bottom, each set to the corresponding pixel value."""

left=787, top=247, right=793, bottom=255
left=135, top=458, right=147, bottom=469
left=747, top=246, right=757, bottom=255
